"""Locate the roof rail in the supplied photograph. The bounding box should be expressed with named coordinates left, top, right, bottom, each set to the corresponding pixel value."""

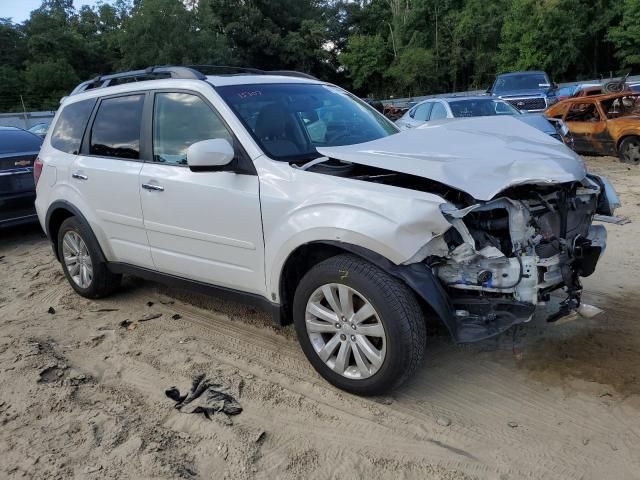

left=70, top=64, right=319, bottom=96
left=186, top=65, right=265, bottom=75
left=70, top=66, right=206, bottom=95
left=187, top=65, right=318, bottom=80
left=267, top=70, right=318, bottom=80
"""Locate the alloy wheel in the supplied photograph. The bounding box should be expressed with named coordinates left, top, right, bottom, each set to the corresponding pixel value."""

left=62, top=230, right=93, bottom=289
left=305, top=283, right=386, bottom=379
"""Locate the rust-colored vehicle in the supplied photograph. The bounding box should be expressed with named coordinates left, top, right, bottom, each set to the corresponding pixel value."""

left=546, top=92, right=640, bottom=164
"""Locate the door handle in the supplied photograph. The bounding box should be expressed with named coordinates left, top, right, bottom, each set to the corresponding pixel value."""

left=142, top=183, right=164, bottom=192
left=72, top=172, right=88, bottom=180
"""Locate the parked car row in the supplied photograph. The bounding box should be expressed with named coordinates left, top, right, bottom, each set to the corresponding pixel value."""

left=395, top=96, right=572, bottom=146
left=388, top=70, right=639, bottom=165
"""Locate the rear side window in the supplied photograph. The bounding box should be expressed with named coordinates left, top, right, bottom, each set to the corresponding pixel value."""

left=0, top=129, right=42, bottom=154
left=50, top=99, right=95, bottom=154
left=90, top=95, right=144, bottom=159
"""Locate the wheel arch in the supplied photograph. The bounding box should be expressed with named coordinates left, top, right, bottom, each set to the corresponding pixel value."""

left=616, top=133, right=640, bottom=152
left=276, top=241, right=456, bottom=339
left=45, top=200, right=107, bottom=263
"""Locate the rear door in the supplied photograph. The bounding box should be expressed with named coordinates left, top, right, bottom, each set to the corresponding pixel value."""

left=72, top=93, right=153, bottom=267
left=138, top=90, right=265, bottom=294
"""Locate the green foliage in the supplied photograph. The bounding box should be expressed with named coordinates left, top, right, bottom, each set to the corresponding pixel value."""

left=340, top=35, right=391, bottom=95
left=386, top=47, right=437, bottom=96
left=608, top=0, right=640, bottom=68
left=24, top=59, right=80, bottom=109
left=0, top=0, right=636, bottom=112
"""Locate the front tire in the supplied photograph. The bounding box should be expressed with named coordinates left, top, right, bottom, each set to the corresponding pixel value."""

left=293, top=254, right=426, bottom=395
left=619, top=136, right=640, bottom=165
left=57, top=217, right=121, bottom=298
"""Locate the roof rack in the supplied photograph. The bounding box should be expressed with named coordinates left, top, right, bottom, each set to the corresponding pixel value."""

left=70, top=65, right=319, bottom=95
left=70, top=66, right=207, bottom=95
left=186, top=65, right=318, bottom=80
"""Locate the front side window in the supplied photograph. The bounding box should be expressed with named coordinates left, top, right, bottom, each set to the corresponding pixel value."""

left=89, top=95, right=144, bottom=159
left=429, top=102, right=448, bottom=120
left=153, top=92, right=232, bottom=165
left=217, top=83, right=398, bottom=161
left=413, top=103, right=432, bottom=121
left=50, top=98, right=95, bottom=154
left=565, top=103, right=600, bottom=122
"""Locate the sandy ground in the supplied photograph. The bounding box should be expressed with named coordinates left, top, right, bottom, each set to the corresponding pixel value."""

left=1, top=156, right=639, bottom=480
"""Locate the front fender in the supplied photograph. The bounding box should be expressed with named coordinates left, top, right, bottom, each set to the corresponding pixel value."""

left=257, top=157, right=453, bottom=301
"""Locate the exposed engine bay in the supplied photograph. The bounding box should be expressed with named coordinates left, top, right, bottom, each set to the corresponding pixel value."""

left=302, top=158, right=619, bottom=342
left=432, top=179, right=608, bottom=341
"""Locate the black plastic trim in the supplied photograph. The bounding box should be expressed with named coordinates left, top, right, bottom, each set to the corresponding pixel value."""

left=310, top=241, right=457, bottom=338
left=107, top=262, right=281, bottom=321
left=44, top=200, right=108, bottom=263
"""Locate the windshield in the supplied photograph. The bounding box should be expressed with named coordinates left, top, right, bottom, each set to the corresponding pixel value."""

left=493, top=73, right=549, bottom=94
left=216, top=83, right=398, bottom=161
left=449, top=99, right=520, bottom=117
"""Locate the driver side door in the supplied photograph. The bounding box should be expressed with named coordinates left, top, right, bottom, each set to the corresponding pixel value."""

left=139, top=91, right=265, bottom=295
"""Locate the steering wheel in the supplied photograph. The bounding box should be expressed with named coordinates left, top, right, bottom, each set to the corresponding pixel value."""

left=327, top=131, right=354, bottom=144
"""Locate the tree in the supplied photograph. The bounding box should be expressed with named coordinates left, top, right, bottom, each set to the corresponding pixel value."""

left=340, top=34, right=391, bottom=96
left=608, top=0, right=640, bottom=69
left=0, top=0, right=635, bottom=112
left=24, top=59, right=80, bottom=109
left=386, top=46, right=437, bottom=95
left=117, top=0, right=208, bottom=68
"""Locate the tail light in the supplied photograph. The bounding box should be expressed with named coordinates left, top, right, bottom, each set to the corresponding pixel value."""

left=33, top=157, right=43, bottom=186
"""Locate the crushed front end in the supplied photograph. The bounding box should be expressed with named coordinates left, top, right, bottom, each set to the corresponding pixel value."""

left=431, top=175, right=618, bottom=342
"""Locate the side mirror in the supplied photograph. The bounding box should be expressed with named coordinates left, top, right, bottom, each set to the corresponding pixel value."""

left=485, top=87, right=492, bottom=95
left=186, top=139, right=234, bottom=171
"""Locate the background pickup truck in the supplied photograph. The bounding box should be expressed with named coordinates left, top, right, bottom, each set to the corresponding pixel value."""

left=488, top=71, right=559, bottom=112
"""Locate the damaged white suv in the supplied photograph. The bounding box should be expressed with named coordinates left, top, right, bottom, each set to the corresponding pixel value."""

left=35, top=66, right=620, bottom=395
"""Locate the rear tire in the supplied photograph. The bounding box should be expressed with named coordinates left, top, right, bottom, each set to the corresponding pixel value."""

left=618, top=136, right=640, bottom=165
left=293, top=254, right=426, bottom=395
left=57, top=217, right=121, bottom=298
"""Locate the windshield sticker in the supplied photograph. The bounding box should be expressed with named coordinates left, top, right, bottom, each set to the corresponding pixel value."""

left=237, top=90, right=262, bottom=99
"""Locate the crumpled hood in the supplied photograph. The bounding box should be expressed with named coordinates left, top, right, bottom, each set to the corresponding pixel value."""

left=316, top=116, right=586, bottom=201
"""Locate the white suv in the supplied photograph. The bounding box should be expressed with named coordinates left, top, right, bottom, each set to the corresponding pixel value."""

left=35, top=66, right=620, bottom=395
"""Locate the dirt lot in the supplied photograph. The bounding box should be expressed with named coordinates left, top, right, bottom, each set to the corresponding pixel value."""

left=1, top=156, right=639, bottom=480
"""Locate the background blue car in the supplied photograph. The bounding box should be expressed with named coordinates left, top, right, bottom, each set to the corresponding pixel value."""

left=0, top=127, right=42, bottom=228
